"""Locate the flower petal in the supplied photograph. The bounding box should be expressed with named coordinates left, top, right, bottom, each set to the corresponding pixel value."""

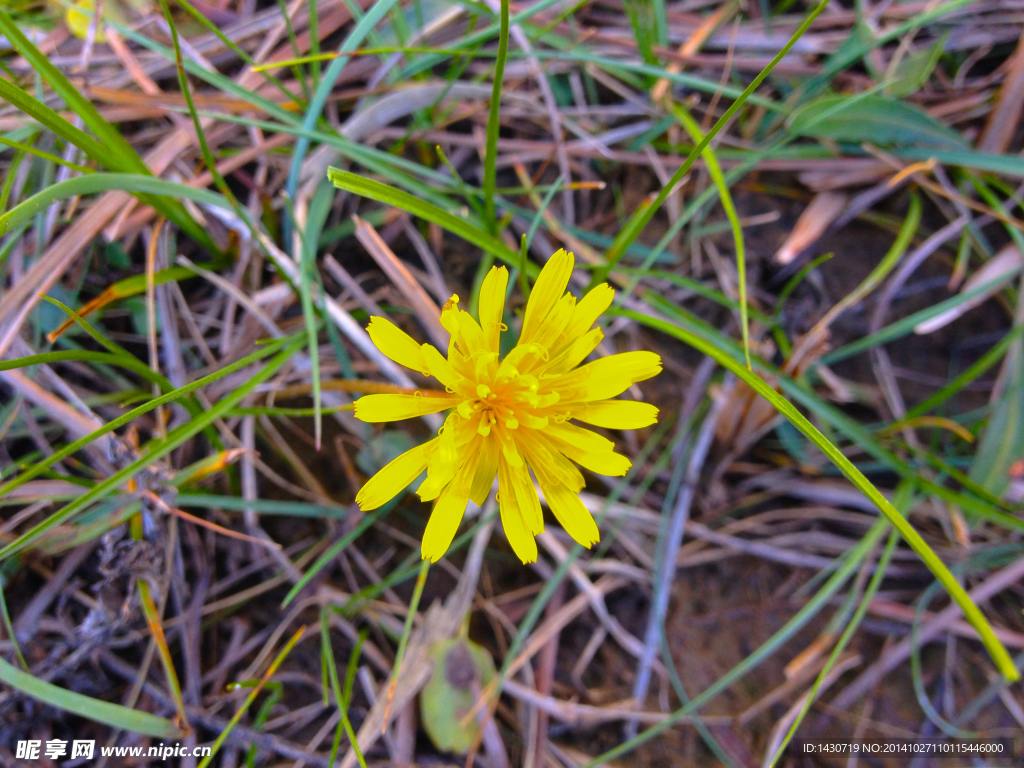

left=421, top=448, right=477, bottom=562
left=441, top=294, right=488, bottom=356
left=421, top=485, right=466, bottom=563
left=366, top=316, right=428, bottom=373
left=546, top=422, right=632, bottom=477
left=417, top=412, right=461, bottom=501
left=546, top=420, right=616, bottom=453
left=567, top=447, right=632, bottom=476
left=354, top=393, right=455, bottom=422
left=529, top=293, right=576, bottom=354
left=439, top=294, right=461, bottom=357
left=497, top=459, right=538, bottom=563
left=493, top=421, right=524, bottom=467
left=521, top=436, right=586, bottom=492
left=478, top=266, right=509, bottom=354
left=520, top=249, right=573, bottom=345
left=469, top=435, right=499, bottom=505
left=548, top=350, right=662, bottom=403
left=538, top=478, right=600, bottom=548
left=549, top=282, right=615, bottom=359
left=543, top=327, right=603, bottom=376
left=420, top=343, right=462, bottom=392
left=567, top=399, right=659, bottom=429
left=508, top=458, right=543, bottom=534
left=563, top=283, right=615, bottom=340
left=356, top=438, right=435, bottom=511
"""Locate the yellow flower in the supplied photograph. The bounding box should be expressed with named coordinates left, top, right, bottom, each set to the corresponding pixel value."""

left=353, top=249, right=661, bottom=563
left=64, top=0, right=114, bottom=41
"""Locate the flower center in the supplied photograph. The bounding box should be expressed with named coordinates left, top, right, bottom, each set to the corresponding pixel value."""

left=473, top=372, right=560, bottom=439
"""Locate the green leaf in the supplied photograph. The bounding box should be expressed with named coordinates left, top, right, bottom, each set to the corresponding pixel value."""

left=788, top=95, right=967, bottom=150
left=799, top=0, right=977, bottom=100
left=887, top=35, right=947, bottom=97
left=0, top=655, right=184, bottom=738
left=356, top=431, right=415, bottom=476
left=420, top=638, right=496, bottom=754
left=826, top=21, right=877, bottom=79
left=892, top=148, right=1024, bottom=177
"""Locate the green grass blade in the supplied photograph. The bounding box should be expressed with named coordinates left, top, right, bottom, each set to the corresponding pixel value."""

left=42, top=296, right=136, bottom=357
left=769, top=523, right=901, bottom=766
left=0, top=583, right=26, bottom=669
left=0, top=139, right=30, bottom=215
left=775, top=252, right=834, bottom=315
left=282, top=502, right=396, bottom=606
left=817, top=193, right=921, bottom=329
left=176, top=494, right=347, bottom=518
left=774, top=375, right=1023, bottom=530
left=321, top=615, right=367, bottom=768
left=0, top=135, right=92, bottom=174
left=671, top=102, right=752, bottom=369
left=615, top=268, right=772, bottom=323
left=393, top=0, right=566, bottom=80
left=172, top=0, right=297, bottom=106
left=0, top=9, right=216, bottom=253
left=107, top=20, right=299, bottom=127
left=0, top=350, right=171, bottom=391
left=619, top=308, right=1019, bottom=681
left=589, top=0, right=830, bottom=289
left=300, top=181, right=337, bottom=450
left=284, top=0, right=401, bottom=225
left=197, top=627, right=306, bottom=768
left=382, top=559, right=429, bottom=723
left=327, top=168, right=535, bottom=275
left=0, top=337, right=303, bottom=557
left=635, top=292, right=1024, bottom=528
left=0, top=76, right=111, bottom=168
left=905, top=323, right=1024, bottom=420
left=483, top=0, right=509, bottom=233
left=0, top=173, right=233, bottom=237
left=0, top=654, right=184, bottom=738
left=820, top=264, right=1023, bottom=365
left=0, top=8, right=142, bottom=169
left=157, top=0, right=243, bottom=221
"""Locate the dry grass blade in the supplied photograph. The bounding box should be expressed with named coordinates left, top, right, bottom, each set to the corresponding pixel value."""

left=352, top=215, right=447, bottom=347
left=773, top=191, right=847, bottom=265
left=915, top=244, right=1023, bottom=334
